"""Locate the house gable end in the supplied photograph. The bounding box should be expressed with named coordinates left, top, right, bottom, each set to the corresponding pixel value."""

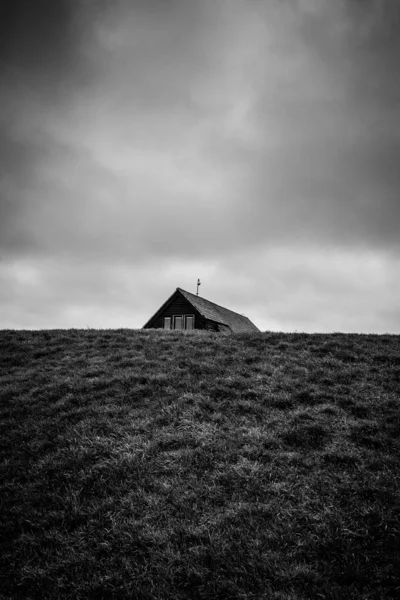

left=143, top=289, right=204, bottom=329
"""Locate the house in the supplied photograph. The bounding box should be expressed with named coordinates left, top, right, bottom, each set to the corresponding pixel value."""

left=143, top=287, right=260, bottom=333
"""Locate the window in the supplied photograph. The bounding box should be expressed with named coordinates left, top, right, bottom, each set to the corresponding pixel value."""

left=169, top=315, right=195, bottom=330
left=173, top=315, right=183, bottom=330
left=185, top=315, right=194, bottom=330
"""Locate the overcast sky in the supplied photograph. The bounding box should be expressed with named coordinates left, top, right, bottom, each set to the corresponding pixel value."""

left=1, top=0, right=399, bottom=333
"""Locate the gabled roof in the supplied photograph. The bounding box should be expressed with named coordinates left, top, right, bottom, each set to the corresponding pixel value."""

left=178, top=288, right=260, bottom=333
left=143, top=287, right=260, bottom=333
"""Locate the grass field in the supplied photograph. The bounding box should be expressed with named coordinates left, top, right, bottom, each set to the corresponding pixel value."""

left=1, top=328, right=399, bottom=599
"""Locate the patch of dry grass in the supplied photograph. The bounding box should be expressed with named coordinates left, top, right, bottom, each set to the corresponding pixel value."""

left=1, top=329, right=399, bottom=599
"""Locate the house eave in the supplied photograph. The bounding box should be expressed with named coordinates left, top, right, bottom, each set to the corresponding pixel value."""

left=143, top=288, right=205, bottom=329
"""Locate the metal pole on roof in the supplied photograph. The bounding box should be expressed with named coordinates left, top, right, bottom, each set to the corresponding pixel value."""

left=196, top=279, right=201, bottom=295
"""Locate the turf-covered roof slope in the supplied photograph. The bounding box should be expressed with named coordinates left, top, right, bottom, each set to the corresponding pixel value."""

left=143, top=287, right=260, bottom=333
left=178, top=288, right=260, bottom=333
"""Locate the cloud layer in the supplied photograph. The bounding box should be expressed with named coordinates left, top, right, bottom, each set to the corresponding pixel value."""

left=1, top=0, right=399, bottom=331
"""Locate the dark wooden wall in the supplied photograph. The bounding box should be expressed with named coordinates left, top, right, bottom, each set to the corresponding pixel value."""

left=145, top=293, right=208, bottom=329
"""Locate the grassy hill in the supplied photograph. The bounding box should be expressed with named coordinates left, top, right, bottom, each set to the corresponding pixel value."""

left=1, top=329, right=399, bottom=599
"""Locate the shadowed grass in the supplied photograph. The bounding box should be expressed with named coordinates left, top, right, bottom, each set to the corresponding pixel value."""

left=1, top=329, right=399, bottom=599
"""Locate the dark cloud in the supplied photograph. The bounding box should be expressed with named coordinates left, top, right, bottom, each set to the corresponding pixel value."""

left=0, top=0, right=98, bottom=91
left=1, top=0, right=399, bottom=262
left=0, top=1, right=72, bottom=66
left=0, top=0, right=105, bottom=258
left=0, top=0, right=399, bottom=331
left=224, top=0, right=400, bottom=251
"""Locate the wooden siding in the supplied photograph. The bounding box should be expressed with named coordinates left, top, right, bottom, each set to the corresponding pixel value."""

left=145, top=293, right=208, bottom=329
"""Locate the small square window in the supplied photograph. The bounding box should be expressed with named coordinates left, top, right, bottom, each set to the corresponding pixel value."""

left=163, top=317, right=171, bottom=329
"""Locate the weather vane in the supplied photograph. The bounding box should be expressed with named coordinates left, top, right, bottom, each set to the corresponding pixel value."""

left=196, top=279, right=201, bottom=296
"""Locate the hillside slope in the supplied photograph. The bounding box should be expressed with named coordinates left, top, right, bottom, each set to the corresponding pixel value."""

left=1, top=329, right=400, bottom=599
